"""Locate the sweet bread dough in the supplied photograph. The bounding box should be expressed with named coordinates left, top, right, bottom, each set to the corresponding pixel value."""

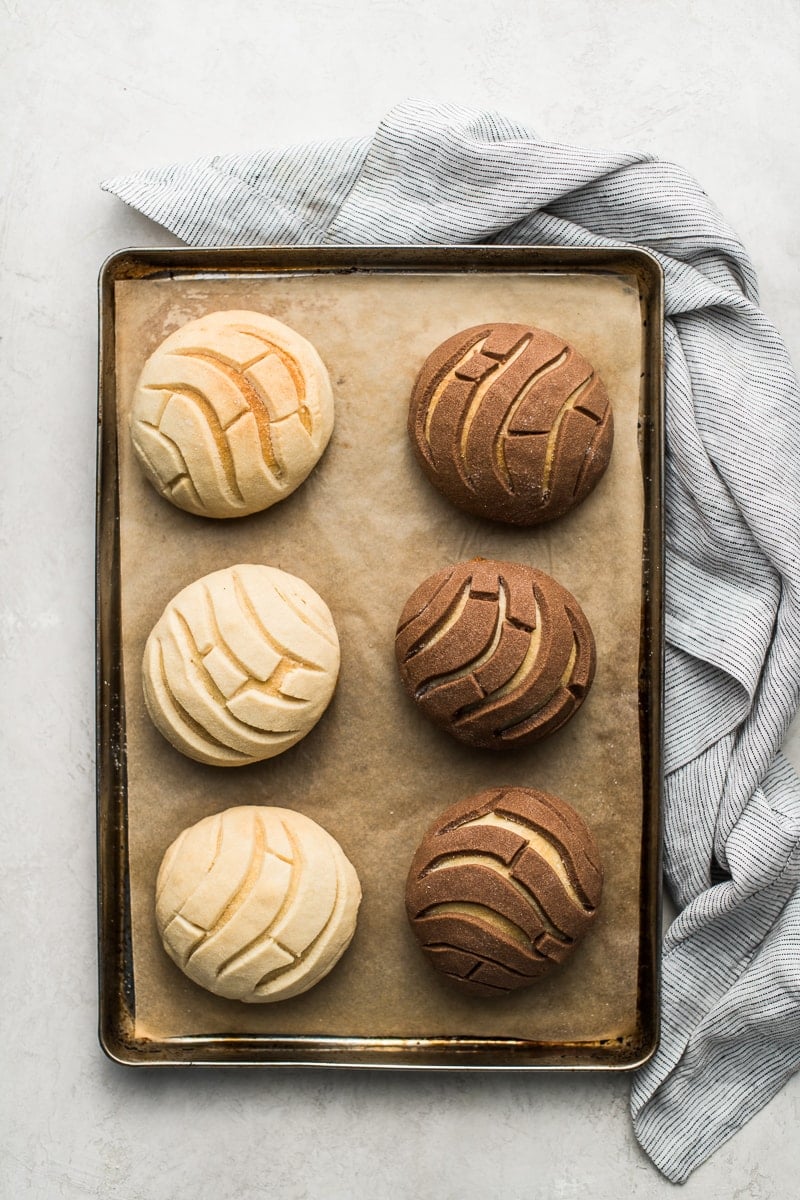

left=405, top=786, right=603, bottom=996
left=142, top=564, right=340, bottom=766
left=156, top=806, right=361, bottom=1003
left=407, top=322, right=613, bottom=524
left=395, top=558, right=595, bottom=749
left=130, top=310, right=334, bottom=518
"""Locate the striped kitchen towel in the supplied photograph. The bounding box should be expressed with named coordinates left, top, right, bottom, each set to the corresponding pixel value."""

left=102, top=98, right=800, bottom=1184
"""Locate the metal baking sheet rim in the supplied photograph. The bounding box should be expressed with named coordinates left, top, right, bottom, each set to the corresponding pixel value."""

left=96, top=244, right=664, bottom=1070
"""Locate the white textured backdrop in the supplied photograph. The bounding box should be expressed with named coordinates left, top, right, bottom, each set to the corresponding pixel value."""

left=1, top=1, right=798, bottom=1196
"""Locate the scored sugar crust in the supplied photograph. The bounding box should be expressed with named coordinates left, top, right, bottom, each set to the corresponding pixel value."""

left=142, top=564, right=340, bottom=767
left=395, top=558, right=595, bottom=749
left=156, top=806, right=361, bottom=1003
left=408, top=322, right=613, bottom=524
left=405, top=786, right=603, bottom=997
left=130, top=310, right=334, bottom=518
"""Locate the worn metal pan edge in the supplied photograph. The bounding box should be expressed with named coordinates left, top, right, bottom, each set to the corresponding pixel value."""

left=96, top=243, right=664, bottom=1069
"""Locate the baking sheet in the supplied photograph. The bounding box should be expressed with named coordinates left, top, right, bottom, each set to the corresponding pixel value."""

left=97, top=246, right=663, bottom=1067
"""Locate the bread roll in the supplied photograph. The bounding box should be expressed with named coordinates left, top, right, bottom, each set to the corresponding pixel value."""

left=405, top=786, right=603, bottom=996
left=156, top=806, right=361, bottom=1002
left=395, top=558, right=595, bottom=749
left=407, top=322, right=613, bottom=524
left=130, top=310, right=334, bottom=518
left=142, top=564, right=340, bottom=766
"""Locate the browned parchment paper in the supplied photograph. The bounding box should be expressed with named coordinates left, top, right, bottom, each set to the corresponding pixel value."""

left=114, top=269, right=645, bottom=1042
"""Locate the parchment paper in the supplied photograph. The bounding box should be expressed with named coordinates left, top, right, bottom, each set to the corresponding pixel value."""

left=114, top=268, right=646, bottom=1043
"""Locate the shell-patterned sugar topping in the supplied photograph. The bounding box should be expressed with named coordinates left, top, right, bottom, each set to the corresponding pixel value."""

left=408, top=322, right=613, bottom=525
left=405, top=787, right=603, bottom=997
left=142, top=564, right=340, bottom=767
left=130, top=310, right=334, bottom=518
left=156, top=806, right=362, bottom=1003
left=395, top=558, right=595, bottom=750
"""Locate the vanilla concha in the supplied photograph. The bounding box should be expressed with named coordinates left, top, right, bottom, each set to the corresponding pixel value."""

left=142, top=564, right=340, bottom=766
left=130, top=310, right=334, bottom=518
left=156, top=806, right=361, bottom=1002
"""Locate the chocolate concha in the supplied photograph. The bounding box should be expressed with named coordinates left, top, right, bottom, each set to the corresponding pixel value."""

left=408, top=322, right=613, bottom=524
left=395, top=558, right=595, bottom=749
left=405, top=786, right=603, bottom=997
